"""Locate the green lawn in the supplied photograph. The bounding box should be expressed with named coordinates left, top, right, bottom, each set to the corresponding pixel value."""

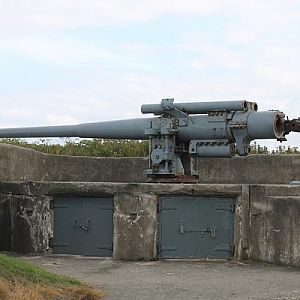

left=0, top=253, right=79, bottom=285
left=0, top=253, right=103, bottom=300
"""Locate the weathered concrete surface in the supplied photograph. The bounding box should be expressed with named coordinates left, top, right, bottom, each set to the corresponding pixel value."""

left=1, top=181, right=300, bottom=267
left=22, top=255, right=300, bottom=300
left=0, top=181, right=242, bottom=197
left=197, top=155, right=300, bottom=184
left=50, top=155, right=147, bottom=183
left=0, top=193, right=52, bottom=254
left=234, top=185, right=250, bottom=261
left=113, top=193, right=158, bottom=260
left=1, top=143, right=300, bottom=184
left=0, top=182, right=242, bottom=260
left=0, top=143, right=147, bottom=183
left=249, top=185, right=300, bottom=267
left=0, top=144, right=46, bottom=181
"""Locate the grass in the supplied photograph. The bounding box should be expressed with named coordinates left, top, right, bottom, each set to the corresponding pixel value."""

left=0, top=253, right=104, bottom=300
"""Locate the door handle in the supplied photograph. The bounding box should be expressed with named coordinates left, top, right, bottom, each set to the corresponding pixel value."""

left=209, top=226, right=216, bottom=238
left=80, top=219, right=90, bottom=232
left=179, top=221, right=184, bottom=234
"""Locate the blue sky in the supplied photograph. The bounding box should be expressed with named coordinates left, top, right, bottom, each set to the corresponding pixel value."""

left=0, top=0, right=300, bottom=148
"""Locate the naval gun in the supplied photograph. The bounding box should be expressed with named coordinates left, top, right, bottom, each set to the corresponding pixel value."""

left=0, top=98, right=299, bottom=179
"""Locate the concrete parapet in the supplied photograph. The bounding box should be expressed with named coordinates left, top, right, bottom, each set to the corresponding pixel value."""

left=0, top=143, right=300, bottom=184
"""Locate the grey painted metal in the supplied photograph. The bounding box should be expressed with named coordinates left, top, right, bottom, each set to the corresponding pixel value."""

left=53, top=197, right=82, bottom=255
left=0, top=119, right=149, bottom=139
left=141, top=100, right=249, bottom=115
left=189, top=140, right=236, bottom=157
left=0, top=111, right=283, bottom=142
left=159, top=196, right=234, bottom=259
left=0, top=98, right=297, bottom=178
left=247, top=111, right=285, bottom=139
left=53, top=197, right=113, bottom=256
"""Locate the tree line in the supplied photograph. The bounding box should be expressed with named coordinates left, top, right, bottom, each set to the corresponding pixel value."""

left=0, top=138, right=299, bottom=157
left=0, top=138, right=148, bottom=157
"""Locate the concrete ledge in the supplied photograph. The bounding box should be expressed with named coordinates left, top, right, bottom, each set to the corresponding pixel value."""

left=0, top=181, right=242, bottom=196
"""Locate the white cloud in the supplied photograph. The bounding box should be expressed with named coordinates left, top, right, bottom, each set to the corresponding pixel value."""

left=0, top=36, right=114, bottom=65
left=0, top=0, right=300, bottom=149
left=0, top=0, right=220, bottom=32
left=1, top=68, right=300, bottom=148
left=189, top=46, right=245, bottom=70
left=0, top=35, right=161, bottom=72
left=0, top=0, right=298, bottom=33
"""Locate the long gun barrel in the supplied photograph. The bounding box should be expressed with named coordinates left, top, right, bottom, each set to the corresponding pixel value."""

left=0, top=119, right=150, bottom=140
left=0, top=112, right=284, bottom=142
left=0, top=98, right=298, bottom=179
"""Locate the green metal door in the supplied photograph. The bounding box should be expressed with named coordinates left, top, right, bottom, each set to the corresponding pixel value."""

left=159, top=196, right=234, bottom=259
left=53, top=197, right=113, bottom=256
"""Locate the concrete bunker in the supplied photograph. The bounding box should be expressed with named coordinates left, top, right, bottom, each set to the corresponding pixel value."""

left=0, top=180, right=243, bottom=261
left=0, top=144, right=300, bottom=267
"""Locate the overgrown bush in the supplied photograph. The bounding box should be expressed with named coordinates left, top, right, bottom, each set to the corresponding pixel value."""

left=0, top=138, right=149, bottom=157
left=0, top=138, right=299, bottom=157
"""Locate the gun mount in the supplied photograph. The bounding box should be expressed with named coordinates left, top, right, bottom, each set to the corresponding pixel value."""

left=0, top=99, right=299, bottom=180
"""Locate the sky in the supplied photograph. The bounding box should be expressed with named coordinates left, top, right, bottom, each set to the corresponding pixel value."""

left=0, top=0, right=300, bottom=149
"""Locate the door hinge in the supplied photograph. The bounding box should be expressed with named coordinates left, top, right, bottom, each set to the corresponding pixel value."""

left=160, top=207, right=177, bottom=211
left=160, top=247, right=177, bottom=252
left=215, top=243, right=231, bottom=252
left=98, top=206, right=113, bottom=211
left=53, top=242, right=67, bottom=247
left=97, top=245, right=113, bottom=251
left=216, top=204, right=235, bottom=213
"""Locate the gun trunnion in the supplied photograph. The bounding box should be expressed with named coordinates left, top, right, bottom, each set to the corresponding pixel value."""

left=0, top=99, right=299, bottom=179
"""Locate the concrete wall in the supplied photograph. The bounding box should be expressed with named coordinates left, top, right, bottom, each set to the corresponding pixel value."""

left=113, top=193, right=158, bottom=260
left=249, top=185, right=300, bottom=267
left=0, top=144, right=147, bottom=182
left=0, top=192, right=52, bottom=253
left=1, top=181, right=300, bottom=266
left=0, top=182, right=243, bottom=261
left=1, top=143, right=300, bottom=184
left=197, top=155, right=300, bottom=184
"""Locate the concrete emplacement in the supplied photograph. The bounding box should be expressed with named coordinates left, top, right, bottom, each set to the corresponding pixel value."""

left=0, top=143, right=300, bottom=267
